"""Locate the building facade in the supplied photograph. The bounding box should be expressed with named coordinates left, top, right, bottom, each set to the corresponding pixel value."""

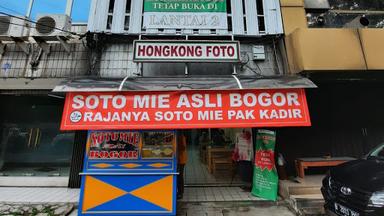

left=279, top=0, right=384, bottom=175
left=0, top=0, right=299, bottom=190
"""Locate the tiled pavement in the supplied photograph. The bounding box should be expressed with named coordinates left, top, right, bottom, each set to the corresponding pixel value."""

left=180, top=187, right=263, bottom=202
left=69, top=201, right=293, bottom=216
left=0, top=187, right=79, bottom=203
left=177, top=202, right=295, bottom=216
left=0, top=187, right=283, bottom=215
left=0, top=186, right=260, bottom=204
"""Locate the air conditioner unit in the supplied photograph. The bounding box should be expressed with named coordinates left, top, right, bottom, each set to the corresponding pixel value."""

left=32, top=14, right=72, bottom=39
left=0, top=15, right=30, bottom=41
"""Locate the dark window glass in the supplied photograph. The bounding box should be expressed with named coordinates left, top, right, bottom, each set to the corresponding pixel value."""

left=307, top=11, right=384, bottom=28
left=226, top=0, right=231, bottom=14
left=108, top=0, right=115, bottom=13
left=0, top=96, right=74, bottom=177
left=328, top=0, right=384, bottom=11
left=126, top=0, right=131, bottom=13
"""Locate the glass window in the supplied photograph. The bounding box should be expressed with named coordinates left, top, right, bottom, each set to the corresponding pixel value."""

left=0, top=95, right=75, bottom=177
left=0, top=0, right=30, bottom=16
left=71, top=0, right=91, bottom=23
left=328, top=0, right=384, bottom=11
left=0, top=126, right=75, bottom=176
left=142, top=131, right=175, bottom=159
left=30, top=0, right=67, bottom=20
left=307, top=0, right=384, bottom=28
left=369, top=144, right=384, bottom=160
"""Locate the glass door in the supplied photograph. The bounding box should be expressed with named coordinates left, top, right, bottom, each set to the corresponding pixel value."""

left=0, top=123, right=75, bottom=177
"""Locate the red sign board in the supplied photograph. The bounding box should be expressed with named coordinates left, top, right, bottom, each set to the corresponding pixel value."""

left=88, top=131, right=140, bottom=159
left=60, top=89, right=311, bottom=130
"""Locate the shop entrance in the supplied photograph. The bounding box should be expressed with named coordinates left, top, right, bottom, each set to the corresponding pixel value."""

left=183, top=128, right=254, bottom=187
left=178, top=128, right=262, bottom=203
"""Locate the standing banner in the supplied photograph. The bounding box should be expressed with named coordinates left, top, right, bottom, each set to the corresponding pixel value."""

left=143, top=0, right=228, bottom=29
left=60, top=89, right=311, bottom=130
left=251, top=129, right=278, bottom=201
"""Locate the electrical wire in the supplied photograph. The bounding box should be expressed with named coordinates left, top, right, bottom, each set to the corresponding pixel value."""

left=0, top=11, right=79, bottom=36
left=0, top=5, right=24, bottom=17
left=239, top=52, right=263, bottom=77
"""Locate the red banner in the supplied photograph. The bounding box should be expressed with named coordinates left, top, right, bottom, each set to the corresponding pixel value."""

left=60, top=89, right=311, bottom=130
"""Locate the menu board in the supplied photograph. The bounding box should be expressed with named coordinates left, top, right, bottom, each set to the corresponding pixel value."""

left=88, top=131, right=140, bottom=159
left=142, top=131, right=175, bottom=159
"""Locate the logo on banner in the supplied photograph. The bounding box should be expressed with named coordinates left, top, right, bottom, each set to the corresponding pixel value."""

left=255, top=150, right=275, bottom=171
left=70, top=111, right=82, bottom=123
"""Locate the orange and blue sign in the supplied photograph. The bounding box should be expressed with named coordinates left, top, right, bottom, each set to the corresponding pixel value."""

left=78, top=130, right=177, bottom=215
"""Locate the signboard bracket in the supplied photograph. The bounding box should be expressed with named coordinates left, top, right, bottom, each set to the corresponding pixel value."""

left=231, top=35, right=237, bottom=75
left=136, top=34, right=143, bottom=77
left=184, top=35, right=189, bottom=76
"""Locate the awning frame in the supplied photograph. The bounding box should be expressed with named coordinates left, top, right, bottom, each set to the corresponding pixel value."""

left=52, top=75, right=317, bottom=92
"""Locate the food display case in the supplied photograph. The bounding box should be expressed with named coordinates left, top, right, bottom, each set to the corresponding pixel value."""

left=78, top=130, right=177, bottom=216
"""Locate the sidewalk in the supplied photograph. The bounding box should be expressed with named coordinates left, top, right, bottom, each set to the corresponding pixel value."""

left=0, top=187, right=296, bottom=216
left=177, top=202, right=295, bottom=216
left=0, top=187, right=79, bottom=215
left=0, top=187, right=79, bottom=204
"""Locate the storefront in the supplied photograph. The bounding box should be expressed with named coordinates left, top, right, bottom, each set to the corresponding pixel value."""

left=276, top=73, right=384, bottom=177
left=53, top=75, right=315, bottom=215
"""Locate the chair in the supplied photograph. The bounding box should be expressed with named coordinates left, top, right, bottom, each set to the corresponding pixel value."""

left=211, top=151, right=233, bottom=173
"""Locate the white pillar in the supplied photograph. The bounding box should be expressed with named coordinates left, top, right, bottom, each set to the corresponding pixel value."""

left=26, top=0, right=35, bottom=18
left=66, top=0, right=74, bottom=17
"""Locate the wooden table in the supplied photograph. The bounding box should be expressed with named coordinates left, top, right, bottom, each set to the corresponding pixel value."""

left=295, top=157, right=356, bottom=178
left=207, top=147, right=232, bottom=173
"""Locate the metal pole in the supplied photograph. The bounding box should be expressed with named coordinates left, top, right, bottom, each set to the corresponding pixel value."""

left=231, top=35, right=237, bottom=75
left=232, top=64, right=237, bottom=75
left=184, top=35, right=189, bottom=76
left=26, top=0, right=35, bottom=18
left=138, top=34, right=143, bottom=76
left=184, top=63, right=188, bottom=76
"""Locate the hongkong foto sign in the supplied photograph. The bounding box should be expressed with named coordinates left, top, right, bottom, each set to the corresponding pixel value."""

left=60, top=89, right=311, bottom=130
left=133, top=40, right=240, bottom=62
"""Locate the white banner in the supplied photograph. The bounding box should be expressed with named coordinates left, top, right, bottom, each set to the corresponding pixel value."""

left=133, top=40, right=240, bottom=62
left=143, top=12, right=228, bottom=29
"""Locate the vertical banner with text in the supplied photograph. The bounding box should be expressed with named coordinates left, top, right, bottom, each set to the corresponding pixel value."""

left=143, top=0, right=228, bottom=29
left=251, top=129, right=278, bottom=201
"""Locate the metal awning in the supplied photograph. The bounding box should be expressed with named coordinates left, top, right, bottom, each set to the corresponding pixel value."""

left=52, top=75, right=317, bottom=92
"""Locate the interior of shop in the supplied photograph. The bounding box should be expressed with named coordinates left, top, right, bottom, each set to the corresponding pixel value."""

left=182, top=128, right=254, bottom=187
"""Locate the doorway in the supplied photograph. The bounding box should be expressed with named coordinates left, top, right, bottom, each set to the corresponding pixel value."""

left=183, top=128, right=254, bottom=186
